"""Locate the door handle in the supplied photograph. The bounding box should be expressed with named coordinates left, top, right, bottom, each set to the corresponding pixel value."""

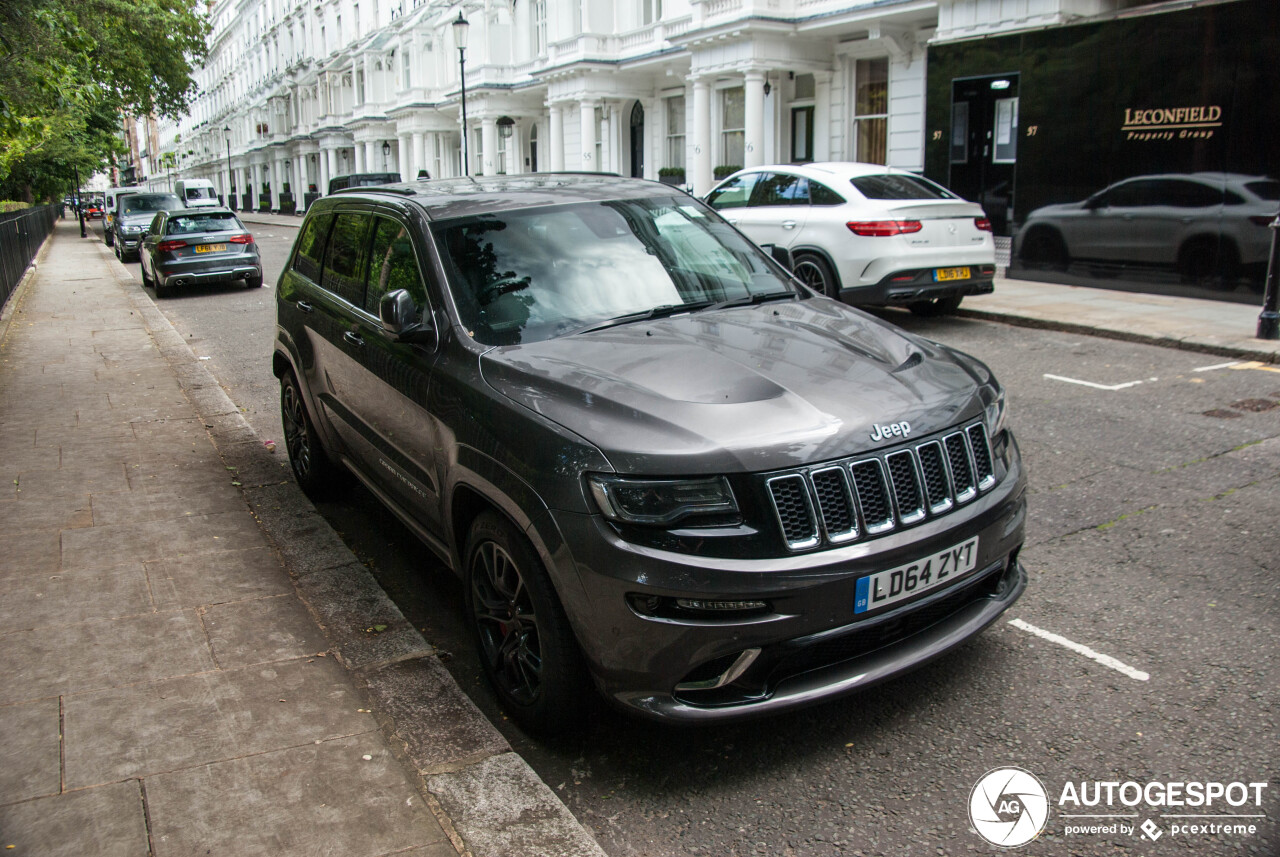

left=782, top=220, right=797, bottom=229
left=343, top=331, right=365, bottom=348
left=727, top=218, right=739, bottom=225
left=296, top=301, right=314, bottom=313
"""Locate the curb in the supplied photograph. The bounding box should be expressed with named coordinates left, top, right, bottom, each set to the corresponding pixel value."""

left=91, top=238, right=607, bottom=857
left=956, top=307, right=1280, bottom=364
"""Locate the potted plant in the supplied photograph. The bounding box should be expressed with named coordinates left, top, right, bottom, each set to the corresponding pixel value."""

left=258, top=181, right=272, bottom=212
left=658, top=166, right=685, bottom=186
left=278, top=182, right=295, bottom=215
left=713, top=165, right=741, bottom=181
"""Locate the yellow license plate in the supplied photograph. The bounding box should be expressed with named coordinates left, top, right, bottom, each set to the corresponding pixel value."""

left=194, top=243, right=227, bottom=253
left=934, top=267, right=970, bottom=282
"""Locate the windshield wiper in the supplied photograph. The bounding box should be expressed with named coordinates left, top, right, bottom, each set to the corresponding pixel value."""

left=702, top=291, right=799, bottom=313
left=565, top=301, right=715, bottom=336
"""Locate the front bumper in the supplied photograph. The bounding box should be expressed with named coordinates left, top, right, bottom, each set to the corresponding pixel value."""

left=548, top=438, right=1027, bottom=723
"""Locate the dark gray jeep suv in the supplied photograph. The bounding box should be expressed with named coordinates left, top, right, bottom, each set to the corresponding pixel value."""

left=273, top=175, right=1027, bottom=730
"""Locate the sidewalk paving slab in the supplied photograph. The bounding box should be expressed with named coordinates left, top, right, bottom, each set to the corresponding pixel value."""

left=0, top=220, right=607, bottom=857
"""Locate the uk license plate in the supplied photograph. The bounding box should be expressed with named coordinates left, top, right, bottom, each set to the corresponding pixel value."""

left=854, top=537, right=979, bottom=614
left=934, top=266, right=970, bottom=282
left=194, top=243, right=227, bottom=254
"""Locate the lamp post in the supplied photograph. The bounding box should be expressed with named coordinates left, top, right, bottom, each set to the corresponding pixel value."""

left=453, top=11, right=470, bottom=176
left=73, top=164, right=86, bottom=238
left=382, top=139, right=391, bottom=172
left=223, top=126, right=234, bottom=210
left=1257, top=211, right=1280, bottom=340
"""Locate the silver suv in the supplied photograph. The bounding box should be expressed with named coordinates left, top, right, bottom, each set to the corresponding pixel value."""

left=273, top=175, right=1027, bottom=731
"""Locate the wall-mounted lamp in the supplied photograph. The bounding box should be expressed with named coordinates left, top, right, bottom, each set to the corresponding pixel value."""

left=763, top=76, right=772, bottom=97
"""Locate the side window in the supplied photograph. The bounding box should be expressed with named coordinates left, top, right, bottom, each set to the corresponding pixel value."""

left=292, top=212, right=333, bottom=282
left=810, top=182, right=845, bottom=206
left=706, top=173, right=759, bottom=210
left=148, top=215, right=164, bottom=236
left=321, top=213, right=372, bottom=306
left=751, top=173, right=809, bottom=206
left=365, top=217, right=428, bottom=316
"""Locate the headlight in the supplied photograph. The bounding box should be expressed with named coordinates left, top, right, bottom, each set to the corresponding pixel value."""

left=588, top=476, right=739, bottom=526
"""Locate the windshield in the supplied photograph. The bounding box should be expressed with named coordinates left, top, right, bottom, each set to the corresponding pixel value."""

left=434, top=198, right=794, bottom=346
left=122, top=195, right=181, bottom=215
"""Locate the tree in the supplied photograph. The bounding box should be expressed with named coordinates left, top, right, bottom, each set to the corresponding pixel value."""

left=0, top=0, right=209, bottom=200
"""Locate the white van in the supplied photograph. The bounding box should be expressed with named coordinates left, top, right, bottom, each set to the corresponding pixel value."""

left=103, top=186, right=143, bottom=246
left=174, top=178, right=220, bottom=208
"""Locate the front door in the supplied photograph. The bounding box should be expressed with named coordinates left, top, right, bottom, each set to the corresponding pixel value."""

left=948, top=74, right=1019, bottom=235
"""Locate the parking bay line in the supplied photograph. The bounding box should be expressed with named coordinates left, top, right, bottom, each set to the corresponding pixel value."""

left=1193, top=360, right=1280, bottom=375
left=1008, top=618, right=1150, bottom=681
left=1044, top=373, right=1152, bottom=390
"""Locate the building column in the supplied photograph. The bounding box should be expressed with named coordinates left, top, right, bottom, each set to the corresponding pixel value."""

left=354, top=141, right=366, bottom=173
left=481, top=117, right=498, bottom=177
left=814, top=70, right=833, bottom=162
left=399, top=133, right=412, bottom=180
left=744, top=69, right=766, bottom=170
left=274, top=155, right=286, bottom=209
left=691, top=77, right=712, bottom=196
left=549, top=103, right=565, bottom=171
left=579, top=99, right=599, bottom=171
left=324, top=146, right=337, bottom=193
left=412, top=132, right=427, bottom=178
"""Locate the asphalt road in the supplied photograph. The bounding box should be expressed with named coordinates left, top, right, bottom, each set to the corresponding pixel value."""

left=114, top=221, right=1279, bottom=857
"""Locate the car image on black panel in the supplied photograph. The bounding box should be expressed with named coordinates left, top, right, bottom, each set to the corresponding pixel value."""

left=272, top=175, right=1027, bottom=733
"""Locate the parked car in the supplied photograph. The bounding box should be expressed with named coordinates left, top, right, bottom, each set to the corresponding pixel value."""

left=103, top=186, right=144, bottom=246
left=705, top=162, right=997, bottom=315
left=138, top=208, right=263, bottom=297
left=273, top=175, right=1027, bottom=731
left=327, top=172, right=401, bottom=195
left=82, top=199, right=104, bottom=220
left=1015, top=172, right=1280, bottom=284
left=111, top=192, right=182, bottom=261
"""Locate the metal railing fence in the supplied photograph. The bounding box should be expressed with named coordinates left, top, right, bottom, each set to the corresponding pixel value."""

left=0, top=204, right=59, bottom=310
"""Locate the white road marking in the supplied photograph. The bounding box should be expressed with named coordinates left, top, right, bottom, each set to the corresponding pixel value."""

left=1044, top=374, right=1150, bottom=391
left=1192, top=361, right=1243, bottom=372
left=1008, top=618, right=1150, bottom=681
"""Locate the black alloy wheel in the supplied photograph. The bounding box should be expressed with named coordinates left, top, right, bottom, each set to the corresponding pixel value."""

left=280, top=372, right=339, bottom=496
left=465, top=512, right=588, bottom=733
left=793, top=252, right=840, bottom=298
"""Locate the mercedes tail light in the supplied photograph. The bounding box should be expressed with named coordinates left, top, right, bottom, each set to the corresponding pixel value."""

left=847, top=220, right=923, bottom=237
left=975, top=217, right=993, bottom=232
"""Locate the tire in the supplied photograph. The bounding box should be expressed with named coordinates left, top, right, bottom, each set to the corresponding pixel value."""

left=793, top=252, right=840, bottom=298
left=247, top=273, right=264, bottom=289
left=105, top=230, right=114, bottom=247
left=909, top=294, right=964, bottom=317
left=1020, top=227, right=1068, bottom=270
left=465, top=511, right=590, bottom=734
left=1179, top=237, right=1239, bottom=289
left=153, top=278, right=168, bottom=299
left=280, top=371, right=341, bottom=497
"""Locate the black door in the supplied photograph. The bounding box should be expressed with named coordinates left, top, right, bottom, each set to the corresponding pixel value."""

left=948, top=74, right=1019, bottom=235
left=629, top=102, right=644, bottom=178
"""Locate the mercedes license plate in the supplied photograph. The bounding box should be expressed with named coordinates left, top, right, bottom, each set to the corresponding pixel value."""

left=934, top=267, right=970, bottom=282
left=854, top=537, right=979, bottom=614
left=194, top=243, right=227, bottom=254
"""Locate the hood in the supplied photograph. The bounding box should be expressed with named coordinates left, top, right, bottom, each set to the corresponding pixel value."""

left=480, top=298, right=986, bottom=474
left=119, top=214, right=157, bottom=227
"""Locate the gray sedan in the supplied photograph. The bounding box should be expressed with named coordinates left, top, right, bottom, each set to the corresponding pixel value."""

left=139, top=208, right=263, bottom=297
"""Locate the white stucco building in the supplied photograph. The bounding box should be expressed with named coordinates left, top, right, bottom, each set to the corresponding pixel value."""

left=157, top=0, right=1171, bottom=208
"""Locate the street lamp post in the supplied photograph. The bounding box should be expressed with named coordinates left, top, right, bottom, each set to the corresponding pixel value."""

left=73, top=164, right=86, bottom=238
left=1257, top=211, right=1280, bottom=340
left=453, top=11, right=470, bottom=177
left=382, top=140, right=391, bottom=172
left=223, top=126, right=234, bottom=210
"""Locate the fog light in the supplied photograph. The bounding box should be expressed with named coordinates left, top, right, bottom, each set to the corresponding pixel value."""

left=675, top=598, right=767, bottom=612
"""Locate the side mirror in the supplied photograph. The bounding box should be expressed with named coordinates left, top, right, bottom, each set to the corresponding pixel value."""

left=762, top=243, right=794, bottom=272
left=379, top=289, right=436, bottom=345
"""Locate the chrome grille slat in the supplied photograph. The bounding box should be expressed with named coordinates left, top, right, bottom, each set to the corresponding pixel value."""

left=810, top=467, right=859, bottom=543
left=766, top=474, right=820, bottom=550
left=764, top=422, right=997, bottom=552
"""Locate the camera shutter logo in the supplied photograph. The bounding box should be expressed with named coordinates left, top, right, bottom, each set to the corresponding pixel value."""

left=969, top=767, right=1050, bottom=847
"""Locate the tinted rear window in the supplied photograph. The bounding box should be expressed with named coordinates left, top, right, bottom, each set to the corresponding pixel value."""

left=165, top=213, right=242, bottom=235
left=292, top=212, right=333, bottom=282
left=185, top=187, right=218, bottom=200
left=1245, top=180, right=1280, bottom=201
left=850, top=174, right=956, bottom=201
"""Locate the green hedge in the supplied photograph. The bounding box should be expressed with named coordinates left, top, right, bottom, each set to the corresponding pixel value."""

left=0, top=201, right=33, bottom=213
